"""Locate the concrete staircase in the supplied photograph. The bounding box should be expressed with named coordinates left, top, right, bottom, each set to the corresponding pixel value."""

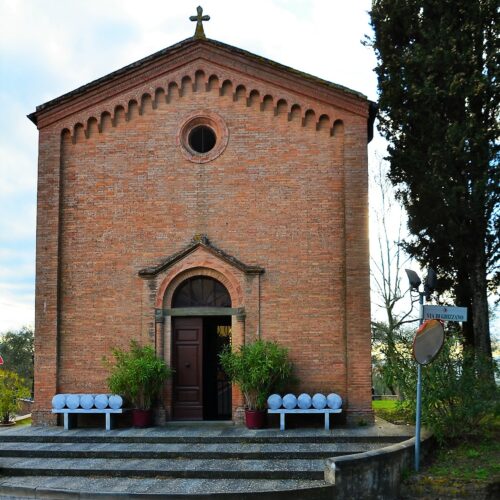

left=0, top=424, right=414, bottom=499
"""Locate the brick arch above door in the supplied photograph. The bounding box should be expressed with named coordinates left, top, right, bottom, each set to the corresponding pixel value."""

left=160, top=265, right=243, bottom=311
left=137, top=234, right=263, bottom=310
left=138, top=234, right=265, bottom=355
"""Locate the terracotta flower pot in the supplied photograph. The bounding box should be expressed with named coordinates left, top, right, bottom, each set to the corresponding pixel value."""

left=245, top=409, right=267, bottom=429
left=132, top=409, right=152, bottom=428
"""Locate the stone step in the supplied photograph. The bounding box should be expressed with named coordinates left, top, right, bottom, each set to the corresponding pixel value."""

left=0, top=475, right=334, bottom=499
left=0, top=457, right=326, bottom=480
left=0, top=441, right=388, bottom=460
left=0, top=421, right=415, bottom=498
left=0, top=428, right=413, bottom=445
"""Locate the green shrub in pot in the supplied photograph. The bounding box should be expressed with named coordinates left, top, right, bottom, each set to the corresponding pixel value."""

left=219, top=339, right=294, bottom=411
left=105, top=340, right=173, bottom=410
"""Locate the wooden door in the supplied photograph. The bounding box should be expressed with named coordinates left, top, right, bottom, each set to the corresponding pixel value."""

left=172, top=317, right=203, bottom=420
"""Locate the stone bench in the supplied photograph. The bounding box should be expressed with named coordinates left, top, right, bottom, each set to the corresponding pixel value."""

left=267, top=393, right=343, bottom=431
left=52, top=408, right=126, bottom=431
left=51, top=394, right=126, bottom=431
left=268, top=408, right=342, bottom=431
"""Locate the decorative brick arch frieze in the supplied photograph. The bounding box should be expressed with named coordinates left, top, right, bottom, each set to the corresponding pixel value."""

left=49, top=63, right=347, bottom=144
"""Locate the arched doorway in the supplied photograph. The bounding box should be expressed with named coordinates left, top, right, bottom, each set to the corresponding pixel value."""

left=171, top=276, right=232, bottom=420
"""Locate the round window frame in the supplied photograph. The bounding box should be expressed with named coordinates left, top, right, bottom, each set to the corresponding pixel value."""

left=178, top=111, right=229, bottom=164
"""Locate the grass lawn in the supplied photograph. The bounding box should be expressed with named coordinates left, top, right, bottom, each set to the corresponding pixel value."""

left=373, top=399, right=499, bottom=498
left=372, top=399, right=398, bottom=411
left=372, top=398, right=408, bottom=424
left=401, top=421, right=500, bottom=498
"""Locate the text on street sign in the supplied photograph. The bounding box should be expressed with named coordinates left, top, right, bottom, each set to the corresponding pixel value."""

left=423, top=305, right=467, bottom=322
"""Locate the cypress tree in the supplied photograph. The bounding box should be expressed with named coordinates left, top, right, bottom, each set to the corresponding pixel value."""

left=370, top=0, right=499, bottom=358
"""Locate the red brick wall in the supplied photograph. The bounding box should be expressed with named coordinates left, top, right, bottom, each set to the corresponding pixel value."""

left=33, top=128, right=61, bottom=425
left=32, top=58, right=372, bottom=424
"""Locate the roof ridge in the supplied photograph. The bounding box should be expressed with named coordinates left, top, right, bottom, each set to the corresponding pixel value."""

left=29, top=36, right=369, bottom=125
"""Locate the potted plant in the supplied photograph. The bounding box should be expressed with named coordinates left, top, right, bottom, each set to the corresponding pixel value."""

left=219, top=339, right=294, bottom=429
left=105, top=340, right=173, bottom=427
left=0, top=370, right=30, bottom=426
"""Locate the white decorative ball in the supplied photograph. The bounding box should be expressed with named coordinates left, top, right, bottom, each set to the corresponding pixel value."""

left=108, top=394, right=123, bottom=409
left=282, top=393, right=297, bottom=410
left=267, top=394, right=282, bottom=410
left=94, top=394, right=109, bottom=409
left=297, top=393, right=312, bottom=409
left=65, top=394, right=80, bottom=410
left=327, top=393, right=343, bottom=410
left=52, top=394, right=66, bottom=409
left=79, top=394, right=94, bottom=410
left=312, top=393, right=327, bottom=410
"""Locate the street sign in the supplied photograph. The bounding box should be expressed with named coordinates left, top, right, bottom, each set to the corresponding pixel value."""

left=423, top=305, right=467, bottom=322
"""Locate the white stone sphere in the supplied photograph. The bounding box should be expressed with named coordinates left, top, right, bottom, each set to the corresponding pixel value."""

left=327, top=393, right=343, bottom=410
left=312, top=393, right=327, bottom=410
left=65, top=394, right=80, bottom=410
left=108, top=394, right=123, bottom=409
left=52, top=394, right=66, bottom=409
left=94, top=394, right=109, bottom=409
left=267, top=394, right=282, bottom=410
left=282, top=393, right=297, bottom=410
left=79, top=394, right=94, bottom=410
left=297, top=393, right=312, bottom=409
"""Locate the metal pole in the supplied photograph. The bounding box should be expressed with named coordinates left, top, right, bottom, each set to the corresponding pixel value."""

left=415, top=361, right=422, bottom=471
left=415, top=292, right=424, bottom=472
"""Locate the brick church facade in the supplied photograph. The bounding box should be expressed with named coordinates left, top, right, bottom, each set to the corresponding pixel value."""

left=29, top=19, right=376, bottom=425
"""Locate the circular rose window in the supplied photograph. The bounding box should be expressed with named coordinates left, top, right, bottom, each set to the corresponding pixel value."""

left=178, top=111, right=229, bottom=163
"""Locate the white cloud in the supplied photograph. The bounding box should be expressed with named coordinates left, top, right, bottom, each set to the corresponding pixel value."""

left=0, top=145, right=37, bottom=196
left=0, top=199, right=36, bottom=240
left=0, top=260, right=35, bottom=281
left=0, top=293, right=34, bottom=333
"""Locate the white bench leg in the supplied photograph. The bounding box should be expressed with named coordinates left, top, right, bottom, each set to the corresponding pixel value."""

left=105, top=413, right=111, bottom=431
left=63, top=413, right=77, bottom=430
left=280, top=413, right=285, bottom=431
left=324, top=412, right=330, bottom=430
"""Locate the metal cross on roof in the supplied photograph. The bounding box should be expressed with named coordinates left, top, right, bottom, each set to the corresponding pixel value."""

left=190, top=6, right=210, bottom=39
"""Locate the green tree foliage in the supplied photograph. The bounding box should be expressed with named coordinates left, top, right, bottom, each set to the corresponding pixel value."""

left=370, top=0, right=499, bottom=358
left=384, top=328, right=499, bottom=442
left=0, top=327, right=34, bottom=394
left=372, top=322, right=415, bottom=395
left=0, top=370, right=30, bottom=424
